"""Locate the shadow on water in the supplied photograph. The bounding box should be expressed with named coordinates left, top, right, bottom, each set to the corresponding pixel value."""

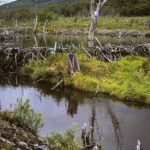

left=106, top=102, right=123, bottom=150
left=0, top=32, right=150, bottom=149
left=1, top=33, right=150, bottom=48
left=0, top=74, right=150, bottom=150
left=0, top=74, right=150, bottom=112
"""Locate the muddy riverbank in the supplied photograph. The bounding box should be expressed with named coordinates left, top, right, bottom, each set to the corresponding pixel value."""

left=0, top=112, right=49, bottom=150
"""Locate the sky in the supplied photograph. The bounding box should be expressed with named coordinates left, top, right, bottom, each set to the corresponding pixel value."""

left=0, top=0, right=16, bottom=5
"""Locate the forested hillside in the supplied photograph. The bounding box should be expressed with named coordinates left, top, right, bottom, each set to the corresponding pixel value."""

left=0, top=0, right=150, bottom=20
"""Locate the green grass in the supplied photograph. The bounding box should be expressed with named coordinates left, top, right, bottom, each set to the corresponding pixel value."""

left=1, top=16, right=150, bottom=32
left=22, top=52, right=150, bottom=104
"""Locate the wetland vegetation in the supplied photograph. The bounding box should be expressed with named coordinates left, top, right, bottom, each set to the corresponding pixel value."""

left=0, top=0, right=150, bottom=149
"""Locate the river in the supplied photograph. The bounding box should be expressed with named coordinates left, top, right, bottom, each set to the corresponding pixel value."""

left=0, top=75, right=150, bottom=150
left=0, top=34, right=150, bottom=150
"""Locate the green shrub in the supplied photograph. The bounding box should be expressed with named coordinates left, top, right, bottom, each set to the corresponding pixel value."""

left=13, top=98, right=44, bottom=134
left=46, top=124, right=80, bottom=150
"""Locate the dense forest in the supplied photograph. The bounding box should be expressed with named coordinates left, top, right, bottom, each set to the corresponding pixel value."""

left=0, top=0, right=150, bottom=21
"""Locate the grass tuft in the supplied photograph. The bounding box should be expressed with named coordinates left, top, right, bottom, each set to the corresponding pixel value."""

left=22, top=53, right=150, bottom=103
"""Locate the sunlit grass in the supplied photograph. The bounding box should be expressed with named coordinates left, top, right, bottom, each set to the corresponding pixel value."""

left=22, top=52, right=150, bottom=103
left=1, top=16, right=150, bottom=31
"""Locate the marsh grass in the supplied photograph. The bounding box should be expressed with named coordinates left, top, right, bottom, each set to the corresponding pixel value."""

left=1, top=16, right=150, bottom=31
left=22, top=52, right=150, bottom=103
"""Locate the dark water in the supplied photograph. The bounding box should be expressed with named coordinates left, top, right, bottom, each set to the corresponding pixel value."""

left=2, top=34, right=150, bottom=48
left=0, top=35, right=150, bottom=149
left=0, top=76, right=150, bottom=150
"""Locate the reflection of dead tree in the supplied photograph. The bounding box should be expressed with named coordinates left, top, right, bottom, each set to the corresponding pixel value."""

left=106, top=102, right=123, bottom=150
left=66, top=94, right=78, bottom=117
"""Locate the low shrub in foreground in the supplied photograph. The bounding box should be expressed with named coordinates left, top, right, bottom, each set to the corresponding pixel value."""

left=13, top=98, right=44, bottom=134
left=45, top=124, right=80, bottom=150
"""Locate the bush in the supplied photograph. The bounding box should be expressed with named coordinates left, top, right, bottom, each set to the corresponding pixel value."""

left=38, top=8, right=59, bottom=21
left=13, top=98, right=44, bottom=134
left=46, top=124, right=80, bottom=150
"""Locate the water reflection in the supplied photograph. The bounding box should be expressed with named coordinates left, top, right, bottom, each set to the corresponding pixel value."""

left=106, top=102, right=123, bottom=150
left=0, top=75, right=150, bottom=150
left=1, top=34, right=150, bottom=48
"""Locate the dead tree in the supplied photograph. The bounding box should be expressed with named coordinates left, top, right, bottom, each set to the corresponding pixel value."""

left=88, top=0, right=108, bottom=47
left=67, top=52, right=80, bottom=74
left=33, top=0, right=38, bottom=34
left=33, top=16, right=38, bottom=34
left=43, top=20, right=47, bottom=34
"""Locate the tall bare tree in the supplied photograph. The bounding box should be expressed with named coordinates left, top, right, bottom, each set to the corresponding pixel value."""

left=88, top=0, right=108, bottom=47
left=33, top=0, right=38, bottom=34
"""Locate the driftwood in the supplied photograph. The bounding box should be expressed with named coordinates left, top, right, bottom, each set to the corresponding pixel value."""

left=51, top=79, right=64, bottom=90
left=0, top=40, right=149, bottom=73
left=85, top=38, right=150, bottom=61
left=0, top=44, right=70, bottom=73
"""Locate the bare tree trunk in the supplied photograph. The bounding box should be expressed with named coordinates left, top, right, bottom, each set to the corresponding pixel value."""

left=88, top=0, right=108, bottom=47
left=33, top=16, right=38, bottom=34
left=14, top=19, right=18, bottom=28
left=43, top=20, right=47, bottom=34
left=34, top=34, right=38, bottom=47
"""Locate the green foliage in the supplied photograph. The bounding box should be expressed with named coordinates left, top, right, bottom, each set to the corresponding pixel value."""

left=38, top=8, right=59, bottom=21
left=0, top=111, right=14, bottom=122
left=22, top=53, right=67, bottom=83
left=107, top=0, right=150, bottom=16
left=13, top=98, right=44, bottom=134
left=0, top=143, right=13, bottom=150
left=100, top=56, right=150, bottom=102
left=1, top=0, right=150, bottom=17
left=22, top=52, right=150, bottom=103
left=46, top=124, right=80, bottom=150
left=0, top=15, right=150, bottom=31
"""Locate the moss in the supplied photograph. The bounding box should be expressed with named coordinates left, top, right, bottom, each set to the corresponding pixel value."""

left=22, top=53, right=150, bottom=104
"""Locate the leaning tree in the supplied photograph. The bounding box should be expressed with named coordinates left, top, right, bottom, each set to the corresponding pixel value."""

left=88, top=0, right=108, bottom=47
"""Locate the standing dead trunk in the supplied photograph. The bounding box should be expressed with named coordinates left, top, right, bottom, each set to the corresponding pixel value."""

left=88, top=0, right=108, bottom=47
left=67, top=53, right=80, bottom=74
left=43, top=20, right=47, bottom=34
left=33, top=16, right=38, bottom=34
left=34, top=34, right=38, bottom=47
